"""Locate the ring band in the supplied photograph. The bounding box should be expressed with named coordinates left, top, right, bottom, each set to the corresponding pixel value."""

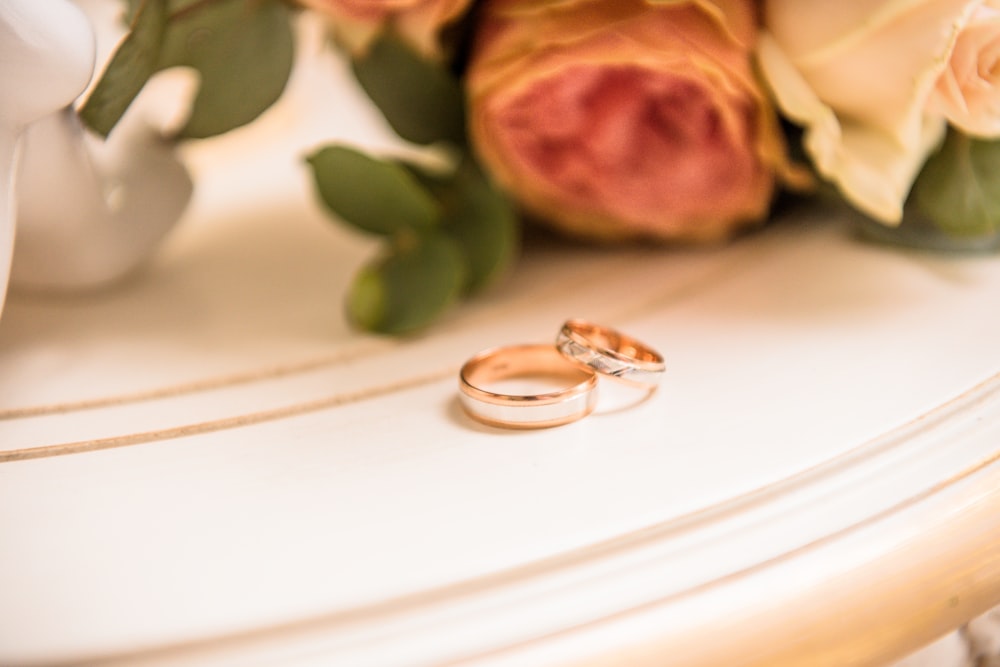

left=459, top=344, right=598, bottom=429
left=556, top=319, right=665, bottom=389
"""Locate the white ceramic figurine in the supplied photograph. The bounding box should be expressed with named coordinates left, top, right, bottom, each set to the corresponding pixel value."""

left=0, top=0, right=95, bottom=316
left=0, top=0, right=193, bottom=319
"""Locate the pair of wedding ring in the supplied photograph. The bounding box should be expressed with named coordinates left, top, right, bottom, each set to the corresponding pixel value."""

left=458, top=319, right=665, bottom=429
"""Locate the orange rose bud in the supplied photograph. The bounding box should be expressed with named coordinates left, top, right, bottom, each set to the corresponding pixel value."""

left=467, top=0, right=796, bottom=243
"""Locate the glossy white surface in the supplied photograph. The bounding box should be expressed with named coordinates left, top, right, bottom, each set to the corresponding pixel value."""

left=0, top=0, right=95, bottom=314
left=12, top=87, right=194, bottom=292
left=10, top=1, right=194, bottom=294
left=0, top=25, right=998, bottom=667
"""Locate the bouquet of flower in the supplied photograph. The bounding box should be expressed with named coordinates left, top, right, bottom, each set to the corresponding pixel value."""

left=81, top=0, right=1000, bottom=333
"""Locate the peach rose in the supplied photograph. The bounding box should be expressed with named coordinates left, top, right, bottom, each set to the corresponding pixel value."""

left=466, top=0, right=796, bottom=243
left=929, top=2, right=1000, bottom=136
left=300, top=0, right=472, bottom=58
left=758, top=0, right=1000, bottom=224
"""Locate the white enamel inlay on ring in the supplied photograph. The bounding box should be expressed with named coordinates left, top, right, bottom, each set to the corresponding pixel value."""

left=459, top=344, right=598, bottom=429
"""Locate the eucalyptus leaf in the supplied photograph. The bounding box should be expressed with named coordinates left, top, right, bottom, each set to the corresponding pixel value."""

left=913, top=129, right=1000, bottom=238
left=403, top=161, right=519, bottom=293
left=308, top=146, right=443, bottom=235
left=348, top=233, right=466, bottom=334
left=352, top=35, right=466, bottom=146
left=84, top=0, right=294, bottom=139
left=157, top=0, right=294, bottom=139
left=79, top=0, right=167, bottom=137
left=440, top=163, right=518, bottom=293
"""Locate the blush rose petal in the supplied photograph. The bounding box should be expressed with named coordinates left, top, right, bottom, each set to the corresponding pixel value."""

left=929, top=2, right=1000, bottom=136
left=759, top=0, right=985, bottom=224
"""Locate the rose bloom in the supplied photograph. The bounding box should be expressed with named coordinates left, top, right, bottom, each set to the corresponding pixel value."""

left=929, top=3, right=1000, bottom=136
left=466, top=0, right=797, bottom=243
left=758, top=0, right=1000, bottom=225
left=299, top=0, right=471, bottom=57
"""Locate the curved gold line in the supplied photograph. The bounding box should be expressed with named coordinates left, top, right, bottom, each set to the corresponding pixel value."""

left=0, top=341, right=393, bottom=420
left=0, top=244, right=759, bottom=422
left=0, top=254, right=621, bottom=421
left=0, top=241, right=982, bottom=466
left=0, top=248, right=766, bottom=463
left=0, top=367, right=458, bottom=463
left=68, top=371, right=1000, bottom=666
left=441, top=447, right=1000, bottom=667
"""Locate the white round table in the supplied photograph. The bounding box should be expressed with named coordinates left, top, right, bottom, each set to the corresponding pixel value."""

left=1, top=41, right=999, bottom=667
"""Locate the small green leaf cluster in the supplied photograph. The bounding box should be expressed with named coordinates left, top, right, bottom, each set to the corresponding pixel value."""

left=308, top=33, right=519, bottom=335
left=80, top=0, right=295, bottom=139
left=309, top=146, right=517, bottom=335
left=81, top=3, right=518, bottom=334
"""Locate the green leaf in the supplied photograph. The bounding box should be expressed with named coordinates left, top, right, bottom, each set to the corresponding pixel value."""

left=440, top=163, right=519, bottom=293
left=79, top=0, right=168, bottom=137
left=158, top=0, right=295, bottom=139
left=308, top=146, right=442, bottom=235
left=348, top=233, right=466, bottom=334
left=352, top=35, right=466, bottom=146
left=403, top=161, right=519, bottom=293
left=81, top=0, right=294, bottom=139
left=913, top=129, right=1000, bottom=238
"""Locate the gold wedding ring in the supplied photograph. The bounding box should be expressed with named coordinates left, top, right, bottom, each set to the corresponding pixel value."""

left=556, top=319, right=665, bottom=389
left=459, top=344, right=598, bottom=428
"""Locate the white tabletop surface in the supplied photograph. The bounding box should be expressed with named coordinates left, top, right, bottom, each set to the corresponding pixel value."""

left=2, top=34, right=1000, bottom=667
